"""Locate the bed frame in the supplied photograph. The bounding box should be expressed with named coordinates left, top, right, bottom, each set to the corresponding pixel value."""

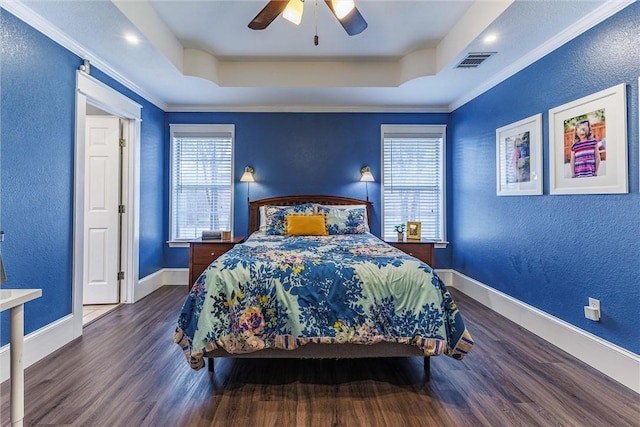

left=205, top=195, right=430, bottom=377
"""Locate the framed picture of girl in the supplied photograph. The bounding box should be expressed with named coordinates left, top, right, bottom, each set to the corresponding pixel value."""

left=549, top=83, right=628, bottom=194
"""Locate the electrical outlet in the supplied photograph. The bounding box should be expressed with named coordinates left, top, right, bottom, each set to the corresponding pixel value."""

left=584, top=297, right=601, bottom=321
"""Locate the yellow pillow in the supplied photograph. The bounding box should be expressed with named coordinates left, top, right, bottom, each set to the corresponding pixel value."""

left=285, top=214, right=328, bottom=236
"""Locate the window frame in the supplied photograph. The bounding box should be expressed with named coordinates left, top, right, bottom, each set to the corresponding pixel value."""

left=168, top=124, right=235, bottom=247
left=380, top=124, right=447, bottom=246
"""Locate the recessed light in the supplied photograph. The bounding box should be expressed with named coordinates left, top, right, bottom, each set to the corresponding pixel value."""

left=483, top=33, right=498, bottom=44
left=124, top=33, right=140, bottom=45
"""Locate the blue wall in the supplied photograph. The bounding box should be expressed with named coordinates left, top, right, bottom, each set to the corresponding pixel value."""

left=1, top=9, right=78, bottom=345
left=2, top=2, right=638, bottom=357
left=0, top=9, right=165, bottom=346
left=450, top=2, right=639, bottom=353
left=163, top=112, right=453, bottom=269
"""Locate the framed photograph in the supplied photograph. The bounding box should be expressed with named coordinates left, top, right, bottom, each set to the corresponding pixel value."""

left=406, top=221, right=421, bottom=240
left=496, top=113, right=543, bottom=196
left=549, top=83, right=628, bottom=195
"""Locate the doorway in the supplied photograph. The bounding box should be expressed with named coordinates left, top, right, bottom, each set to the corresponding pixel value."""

left=82, top=106, right=123, bottom=323
left=73, top=71, right=141, bottom=335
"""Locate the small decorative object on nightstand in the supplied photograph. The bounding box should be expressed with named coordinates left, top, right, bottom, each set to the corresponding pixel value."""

left=386, top=238, right=435, bottom=267
left=393, top=224, right=406, bottom=242
left=406, top=221, right=421, bottom=240
left=188, top=236, right=245, bottom=290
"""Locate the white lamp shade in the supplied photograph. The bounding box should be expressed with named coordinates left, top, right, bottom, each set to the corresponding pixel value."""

left=360, top=166, right=375, bottom=182
left=240, top=166, right=255, bottom=182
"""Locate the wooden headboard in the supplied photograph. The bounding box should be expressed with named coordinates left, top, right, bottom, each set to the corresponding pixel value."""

left=248, top=195, right=372, bottom=233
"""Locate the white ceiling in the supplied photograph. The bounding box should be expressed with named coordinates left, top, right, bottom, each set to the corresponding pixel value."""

left=8, top=0, right=631, bottom=112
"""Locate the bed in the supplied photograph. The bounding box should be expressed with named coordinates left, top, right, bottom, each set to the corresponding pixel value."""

left=174, top=195, right=473, bottom=378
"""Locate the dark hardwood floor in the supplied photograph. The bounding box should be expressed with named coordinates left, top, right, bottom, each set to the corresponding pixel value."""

left=2, top=285, right=638, bottom=426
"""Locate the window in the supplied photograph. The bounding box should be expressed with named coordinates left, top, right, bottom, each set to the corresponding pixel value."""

left=381, top=125, right=446, bottom=243
left=169, top=124, right=234, bottom=243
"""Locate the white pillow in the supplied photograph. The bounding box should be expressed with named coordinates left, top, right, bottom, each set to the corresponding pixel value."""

left=259, top=205, right=269, bottom=230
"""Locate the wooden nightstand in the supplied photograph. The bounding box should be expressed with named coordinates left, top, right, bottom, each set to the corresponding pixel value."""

left=386, top=238, right=435, bottom=267
left=188, top=236, right=245, bottom=289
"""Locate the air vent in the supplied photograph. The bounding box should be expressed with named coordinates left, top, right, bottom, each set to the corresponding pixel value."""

left=456, top=52, right=496, bottom=68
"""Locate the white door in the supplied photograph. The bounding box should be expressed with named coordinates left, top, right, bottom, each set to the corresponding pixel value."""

left=83, top=116, right=121, bottom=304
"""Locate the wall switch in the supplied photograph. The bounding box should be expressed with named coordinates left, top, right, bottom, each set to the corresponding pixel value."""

left=584, top=298, right=601, bottom=321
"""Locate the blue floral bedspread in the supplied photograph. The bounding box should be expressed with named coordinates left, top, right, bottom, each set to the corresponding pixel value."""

left=174, top=232, right=474, bottom=370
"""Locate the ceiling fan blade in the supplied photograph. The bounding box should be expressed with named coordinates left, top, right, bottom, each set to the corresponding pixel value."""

left=248, top=0, right=289, bottom=30
left=324, top=1, right=368, bottom=36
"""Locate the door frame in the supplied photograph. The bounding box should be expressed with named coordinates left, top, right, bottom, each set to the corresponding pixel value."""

left=73, top=71, right=141, bottom=337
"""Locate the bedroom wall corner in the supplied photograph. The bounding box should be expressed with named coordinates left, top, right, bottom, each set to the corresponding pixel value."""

left=1, top=6, right=166, bottom=357
left=135, top=268, right=188, bottom=302
left=449, top=2, right=639, bottom=356
left=448, top=270, right=640, bottom=394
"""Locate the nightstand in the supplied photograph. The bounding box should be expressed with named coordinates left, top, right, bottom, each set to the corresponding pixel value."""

left=386, top=238, right=435, bottom=267
left=188, top=236, right=245, bottom=289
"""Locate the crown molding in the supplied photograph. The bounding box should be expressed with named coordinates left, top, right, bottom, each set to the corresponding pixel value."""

left=2, top=0, right=168, bottom=111
left=6, top=0, right=630, bottom=115
left=164, top=104, right=451, bottom=114
left=448, top=0, right=635, bottom=112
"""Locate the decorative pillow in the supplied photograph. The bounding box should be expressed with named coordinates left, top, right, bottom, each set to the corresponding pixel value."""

left=264, top=203, right=315, bottom=235
left=314, top=204, right=370, bottom=230
left=259, top=205, right=286, bottom=231
left=315, top=205, right=368, bottom=234
left=285, top=214, right=328, bottom=236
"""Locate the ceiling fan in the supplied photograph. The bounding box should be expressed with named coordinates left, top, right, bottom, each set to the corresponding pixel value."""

left=248, top=0, right=368, bottom=36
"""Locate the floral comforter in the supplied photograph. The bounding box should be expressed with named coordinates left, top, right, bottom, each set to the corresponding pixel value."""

left=174, top=232, right=474, bottom=370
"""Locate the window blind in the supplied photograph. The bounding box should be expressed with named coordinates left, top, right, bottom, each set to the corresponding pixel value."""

left=170, top=125, right=234, bottom=242
left=382, top=125, right=445, bottom=242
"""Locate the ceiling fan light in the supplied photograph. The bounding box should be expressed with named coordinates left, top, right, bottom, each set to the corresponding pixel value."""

left=332, top=0, right=355, bottom=20
left=283, top=0, right=304, bottom=25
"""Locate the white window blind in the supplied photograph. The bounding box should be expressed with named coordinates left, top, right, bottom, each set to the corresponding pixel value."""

left=170, top=124, right=234, bottom=242
left=382, top=125, right=446, bottom=242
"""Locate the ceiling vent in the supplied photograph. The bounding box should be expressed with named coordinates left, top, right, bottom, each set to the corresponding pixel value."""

left=456, top=52, right=496, bottom=69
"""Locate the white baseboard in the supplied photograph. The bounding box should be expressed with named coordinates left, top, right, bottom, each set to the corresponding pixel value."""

left=162, top=268, right=189, bottom=286
left=1, top=268, right=189, bottom=383
left=134, top=268, right=188, bottom=301
left=436, top=269, right=640, bottom=394
left=0, top=314, right=75, bottom=383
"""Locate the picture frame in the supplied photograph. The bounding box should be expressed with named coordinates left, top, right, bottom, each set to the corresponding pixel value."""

left=549, top=83, right=628, bottom=195
left=496, top=113, right=543, bottom=196
left=406, top=221, right=421, bottom=240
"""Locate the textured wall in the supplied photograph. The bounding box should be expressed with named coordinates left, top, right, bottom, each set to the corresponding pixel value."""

left=450, top=2, right=639, bottom=353
left=163, top=112, right=453, bottom=269
left=3, top=2, right=637, bottom=356
left=0, top=10, right=165, bottom=346
left=1, top=9, right=79, bottom=345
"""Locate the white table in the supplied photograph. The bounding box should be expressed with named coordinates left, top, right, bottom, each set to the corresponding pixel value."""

left=0, top=289, right=42, bottom=427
